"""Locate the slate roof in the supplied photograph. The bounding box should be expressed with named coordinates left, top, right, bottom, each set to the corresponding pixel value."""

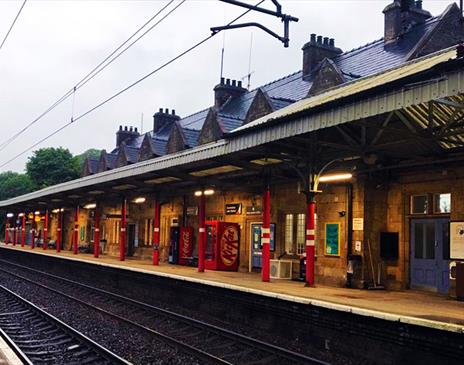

left=88, top=158, right=99, bottom=174
left=88, top=8, right=452, bottom=174
left=106, top=153, right=118, bottom=169
left=182, top=128, right=200, bottom=148
left=124, top=145, right=139, bottom=164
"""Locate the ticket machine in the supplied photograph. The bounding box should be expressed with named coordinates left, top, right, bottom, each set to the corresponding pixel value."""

left=205, top=221, right=240, bottom=271
left=168, top=226, right=180, bottom=264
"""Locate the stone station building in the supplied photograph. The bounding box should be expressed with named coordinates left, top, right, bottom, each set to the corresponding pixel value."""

left=3, top=1, right=464, bottom=296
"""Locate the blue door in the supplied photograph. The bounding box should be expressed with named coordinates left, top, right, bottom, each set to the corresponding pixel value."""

left=411, top=219, right=450, bottom=293
left=251, top=223, right=275, bottom=269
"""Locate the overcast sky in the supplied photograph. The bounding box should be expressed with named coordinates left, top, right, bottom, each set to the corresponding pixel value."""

left=0, top=0, right=454, bottom=173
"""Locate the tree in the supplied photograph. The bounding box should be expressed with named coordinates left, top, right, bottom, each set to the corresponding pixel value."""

left=0, top=171, right=33, bottom=201
left=26, top=147, right=80, bottom=189
left=74, top=148, right=101, bottom=168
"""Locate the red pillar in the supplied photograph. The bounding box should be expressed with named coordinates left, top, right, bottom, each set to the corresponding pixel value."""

left=56, top=210, right=62, bottom=253
left=5, top=217, right=9, bottom=244
left=43, top=210, right=49, bottom=250
left=119, top=198, right=127, bottom=261
left=73, top=206, right=79, bottom=254
left=21, top=214, right=26, bottom=247
left=12, top=219, right=17, bottom=246
left=261, top=186, right=271, bottom=282
left=94, top=206, right=100, bottom=258
left=152, top=199, right=160, bottom=265
left=198, top=193, right=206, bottom=273
left=305, top=197, right=316, bottom=287
left=31, top=213, right=36, bottom=249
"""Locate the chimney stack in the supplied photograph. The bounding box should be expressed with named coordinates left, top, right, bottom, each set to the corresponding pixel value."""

left=383, top=1, right=431, bottom=43
left=214, top=77, right=247, bottom=109
left=116, top=125, right=140, bottom=147
left=153, top=108, right=180, bottom=134
left=302, top=33, right=342, bottom=80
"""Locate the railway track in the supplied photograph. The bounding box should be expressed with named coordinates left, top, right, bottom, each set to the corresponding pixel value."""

left=0, top=259, right=329, bottom=365
left=0, top=284, right=130, bottom=365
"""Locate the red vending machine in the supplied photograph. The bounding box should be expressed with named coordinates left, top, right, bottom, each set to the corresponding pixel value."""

left=178, top=227, right=194, bottom=266
left=205, top=221, right=240, bottom=271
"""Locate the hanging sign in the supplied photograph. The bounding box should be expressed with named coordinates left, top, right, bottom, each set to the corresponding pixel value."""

left=450, top=221, right=464, bottom=259
left=225, top=203, right=242, bottom=215
left=186, top=206, right=198, bottom=216
left=325, top=223, right=340, bottom=256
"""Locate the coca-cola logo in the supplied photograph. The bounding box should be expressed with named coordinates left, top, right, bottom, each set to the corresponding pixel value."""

left=181, top=230, right=191, bottom=257
left=221, top=226, right=239, bottom=266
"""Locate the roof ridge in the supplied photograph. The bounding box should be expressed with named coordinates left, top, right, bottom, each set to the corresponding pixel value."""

left=180, top=107, right=210, bottom=121
left=218, top=113, right=244, bottom=120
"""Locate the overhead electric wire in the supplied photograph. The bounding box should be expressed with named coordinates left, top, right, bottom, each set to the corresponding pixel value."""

left=0, top=0, right=180, bottom=152
left=0, top=0, right=27, bottom=53
left=0, top=1, right=265, bottom=169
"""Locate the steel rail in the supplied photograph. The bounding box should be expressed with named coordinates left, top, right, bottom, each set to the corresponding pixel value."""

left=0, top=259, right=329, bottom=365
left=0, top=284, right=131, bottom=365
left=0, top=263, right=232, bottom=365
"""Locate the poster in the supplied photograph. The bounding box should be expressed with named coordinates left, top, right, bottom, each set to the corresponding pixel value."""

left=325, top=223, right=340, bottom=256
left=450, top=221, right=464, bottom=259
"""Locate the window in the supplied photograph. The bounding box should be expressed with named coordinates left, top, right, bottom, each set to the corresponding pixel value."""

left=434, top=193, right=451, bottom=214
left=296, top=214, right=306, bottom=255
left=284, top=214, right=294, bottom=253
left=144, top=219, right=153, bottom=246
left=411, top=195, right=428, bottom=214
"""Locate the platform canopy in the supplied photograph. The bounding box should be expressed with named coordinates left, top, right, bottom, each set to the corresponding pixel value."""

left=1, top=47, right=464, bottom=210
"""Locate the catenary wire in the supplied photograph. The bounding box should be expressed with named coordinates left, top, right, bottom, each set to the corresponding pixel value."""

left=0, top=0, right=27, bottom=53
left=0, top=0, right=265, bottom=169
left=0, top=0, right=180, bottom=152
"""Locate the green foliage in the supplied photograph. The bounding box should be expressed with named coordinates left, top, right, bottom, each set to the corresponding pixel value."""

left=0, top=171, right=33, bottom=201
left=26, top=147, right=80, bottom=189
left=74, top=148, right=101, bottom=168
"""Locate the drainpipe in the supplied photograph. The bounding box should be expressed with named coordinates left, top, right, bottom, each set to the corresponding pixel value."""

left=153, top=198, right=160, bottom=265
left=94, top=205, right=100, bottom=258
left=31, top=212, right=36, bottom=249
left=346, top=183, right=354, bottom=288
left=73, top=206, right=79, bottom=254
left=56, top=210, right=62, bottom=253
left=120, top=198, right=127, bottom=261
left=21, top=214, right=26, bottom=247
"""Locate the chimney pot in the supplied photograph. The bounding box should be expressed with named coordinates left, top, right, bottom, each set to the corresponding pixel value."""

left=238, top=80, right=242, bottom=88
left=310, top=33, right=316, bottom=42
left=172, top=109, right=176, bottom=115
left=329, top=38, right=335, bottom=47
left=226, top=78, right=231, bottom=85
left=119, top=125, right=123, bottom=131
left=317, top=35, right=323, bottom=44
left=323, top=37, right=329, bottom=46
left=134, top=127, right=138, bottom=133
left=165, top=108, right=169, bottom=114
left=124, top=126, right=128, bottom=131
left=129, top=126, right=133, bottom=132
left=232, top=80, right=236, bottom=87
left=221, top=77, right=225, bottom=84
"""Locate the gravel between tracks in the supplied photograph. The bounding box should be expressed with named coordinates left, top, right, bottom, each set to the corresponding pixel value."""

left=0, top=272, right=205, bottom=365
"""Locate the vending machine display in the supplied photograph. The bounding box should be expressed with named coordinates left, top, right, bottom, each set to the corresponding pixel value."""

left=178, top=227, right=194, bottom=266
left=168, top=226, right=180, bottom=264
left=205, top=221, right=240, bottom=271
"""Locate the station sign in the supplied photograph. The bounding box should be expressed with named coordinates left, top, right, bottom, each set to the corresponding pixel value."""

left=246, top=206, right=262, bottom=215
left=225, top=203, right=242, bottom=215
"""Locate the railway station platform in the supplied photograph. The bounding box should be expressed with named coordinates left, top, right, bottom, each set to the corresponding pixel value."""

left=1, top=244, right=463, bottom=334
left=0, top=334, right=25, bottom=365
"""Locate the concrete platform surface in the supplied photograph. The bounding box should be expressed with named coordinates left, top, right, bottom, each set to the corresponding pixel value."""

left=0, top=334, right=24, bottom=365
left=1, top=244, right=464, bottom=334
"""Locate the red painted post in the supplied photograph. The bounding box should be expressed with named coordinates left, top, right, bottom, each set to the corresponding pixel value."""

left=261, top=186, right=271, bottom=282
left=305, top=197, right=316, bottom=287
left=119, top=198, right=127, bottom=261
left=21, top=214, right=26, bottom=247
left=56, top=210, right=62, bottom=253
left=43, top=210, right=49, bottom=250
left=198, top=193, right=206, bottom=273
left=12, top=219, right=17, bottom=246
left=94, top=206, right=100, bottom=258
left=5, top=217, right=9, bottom=244
left=31, top=213, right=36, bottom=249
left=152, top=200, right=160, bottom=265
left=73, top=206, right=79, bottom=254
